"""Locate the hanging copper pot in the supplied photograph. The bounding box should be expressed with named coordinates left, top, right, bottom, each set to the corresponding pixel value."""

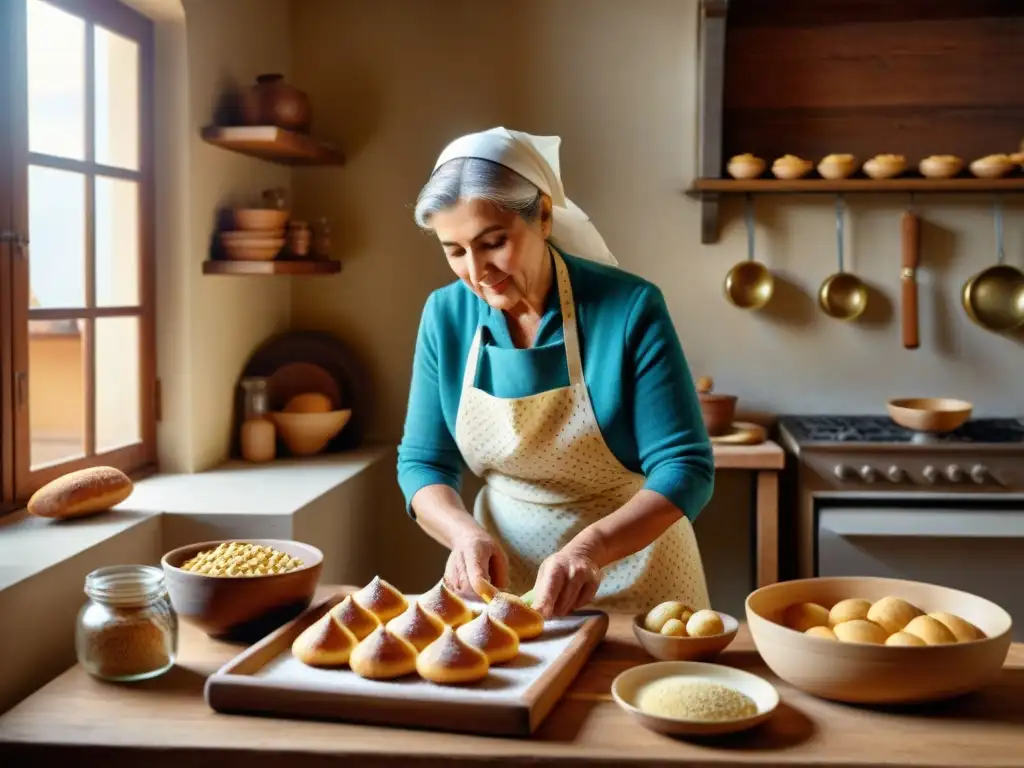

left=242, top=74, right=312, bottom=133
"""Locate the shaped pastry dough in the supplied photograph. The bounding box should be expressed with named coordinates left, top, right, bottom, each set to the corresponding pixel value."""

left=456, top=611, right=520, bottom=665
left=352, top=575, right=408, bottom=623
left=349, top=625, right=418, bottom=680
left=386, top=601, right=446, bottom=652
left=416, top=625, right=490, bottom=685
left=330, top=594, right=381, bottom=640
left=418, top=579, right=474, bottom=627
left=291, top=612, right=358, bottom=667
left=486, top=592, right=544, bottom=641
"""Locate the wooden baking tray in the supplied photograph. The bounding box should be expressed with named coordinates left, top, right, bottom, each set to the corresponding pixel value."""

left=204, top=591, right=609, bottom=737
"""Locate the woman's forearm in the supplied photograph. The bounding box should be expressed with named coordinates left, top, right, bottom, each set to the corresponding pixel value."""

left=410, top=484, right=486, bottom=549
left=568, top=489, right=683, bottom=568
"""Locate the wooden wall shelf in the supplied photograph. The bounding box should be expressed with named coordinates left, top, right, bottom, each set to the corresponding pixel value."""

left=687, top=176, right=1024, bottom=198
left=693, top=0, right=1024, bottom=243
left=200, top=126, right=345, bottom=166
left=202, top=260, right=342, bottom=276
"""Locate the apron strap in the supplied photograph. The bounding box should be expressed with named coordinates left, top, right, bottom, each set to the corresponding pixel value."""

left=461, top=326, right=484, bottom=392
left=552, top=249, right=584, bottom=386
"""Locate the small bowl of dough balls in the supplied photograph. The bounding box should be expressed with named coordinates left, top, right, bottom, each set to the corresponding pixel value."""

left=162, top=538, right=323, bottom=639
left=633, top=600, right=739, bottom=661
left=745, top=576, right=1012, bottom=705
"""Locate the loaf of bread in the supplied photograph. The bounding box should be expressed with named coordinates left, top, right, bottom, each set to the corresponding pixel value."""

left=27, top=466, right=134, bottom=519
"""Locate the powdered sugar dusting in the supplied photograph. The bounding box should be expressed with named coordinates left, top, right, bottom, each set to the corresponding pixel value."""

left=456, top=612, right=516, bottom=654
left=353, top=576, right=407, bottom=620
left=258, top=596, right=594, bottom=705
left=387, top=603, right=444, bottom=649
left=417, top=580, right=471, bottom=625
left=420, top=626, right=485, bottom=668
left=331, top=596, right=380, bottom=639
left=352, top=626, right=417, bottom=665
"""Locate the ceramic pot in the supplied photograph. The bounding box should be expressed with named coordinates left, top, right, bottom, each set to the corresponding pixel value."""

left=242, top=74, right=312, bottom=133
left=695, top=375, right=736, bottom=437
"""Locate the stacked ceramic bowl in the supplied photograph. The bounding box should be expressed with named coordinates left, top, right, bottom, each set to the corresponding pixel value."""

left=221, top=209, right=289, bottom=261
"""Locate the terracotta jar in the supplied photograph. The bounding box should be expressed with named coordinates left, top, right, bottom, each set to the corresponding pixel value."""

left=696, top=376, right=737, bottom=437
left=242, top=74, right=312, bottom=133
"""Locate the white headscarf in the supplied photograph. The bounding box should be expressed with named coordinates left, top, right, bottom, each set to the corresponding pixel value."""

left=432, top=127, right=618, bottom=267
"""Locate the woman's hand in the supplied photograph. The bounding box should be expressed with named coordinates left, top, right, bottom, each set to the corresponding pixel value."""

left=444, top=532, right=510, bottom=600
left=531, top=544, right=603, bottom=618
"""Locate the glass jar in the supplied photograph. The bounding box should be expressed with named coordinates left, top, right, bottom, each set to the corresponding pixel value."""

left=75, top=564, right=178, bottom=682
left=240, top=376, right=276, bottom=462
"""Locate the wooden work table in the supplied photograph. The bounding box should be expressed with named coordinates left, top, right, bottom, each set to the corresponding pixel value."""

left=713, top=440, right=785, bottom=588
left=2, top=584, right=1021, bottom=768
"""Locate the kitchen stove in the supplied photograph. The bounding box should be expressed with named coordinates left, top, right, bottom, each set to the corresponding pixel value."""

left=777, top=414, right=1024, bottom=640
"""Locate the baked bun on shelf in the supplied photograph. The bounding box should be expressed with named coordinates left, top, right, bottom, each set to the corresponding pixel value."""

left=292, top=613, right=358, bottom=667
left=349, top=625, right=418, bottom=680
left=486, top=592, right=544, bottom=641
left=416, top=625, right=490, bottom=685
left=352, top=575, right=408, bottom=623
left=329, top=595, right=381, bottom=640
left=418, top=579, right=474, bottom=627
left=456, top=611, right=520, bottom=665
left=386, top=601, right=446, bottom=652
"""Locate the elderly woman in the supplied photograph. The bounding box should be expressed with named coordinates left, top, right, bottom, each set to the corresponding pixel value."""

left=397, top=127, right=715, bottom=619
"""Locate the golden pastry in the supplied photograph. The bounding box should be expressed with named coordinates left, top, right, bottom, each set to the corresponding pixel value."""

left=418, top=579, right=474, bottom=627
left=660, top=618, right=688, bottom=637
left=902, top=615, right=956, bottom=645
left=486, top=592, right=545, bottom=641
left=919, top=154, right=964, bottom=179
left=828, top=598, right=872, bottom=627
left=781, top=602, right=830, bottom=633
left=329, top=595, right=381, bottom=640
left=727, top=153, right=766, bottom=180
left=805, top=626, right=837, bottom=640
left=386, top=601, right=446, bottom=652
left=417, top=626, right=490, bottom=685
left=867, top=596, right=923, bottom=635
left=771, top=154, right=813, bottom=180
left=352, top=575, right=408, bottom=623
left=686, top=609, right=724, bottom=637
left=969, top=154, right=1015, bottom=179
left=291, top=613, right=358, bottom=667
left=885, top=631, right=926, bottom=647
left=833, top=619, right=888, bottom=645
left=456, top=611, right=520, bottom=665
left=349, top=625, right=418, bottom=680
left=817, top=153, right=857, bottom=180
left=928, top=611, right=982, bottom=643
left=643, top=600, right=694, bottom=633
left=863, top=154, right=906, bottom=179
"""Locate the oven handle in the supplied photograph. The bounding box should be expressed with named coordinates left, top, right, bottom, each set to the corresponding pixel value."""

left=820, top=509, right=1024, bottom=538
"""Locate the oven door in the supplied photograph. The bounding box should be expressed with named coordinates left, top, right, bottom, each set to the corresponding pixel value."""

left=816, top=499, right=1024, bottom=641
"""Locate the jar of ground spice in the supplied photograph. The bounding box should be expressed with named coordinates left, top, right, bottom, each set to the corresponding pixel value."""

left=75, top=564, right=178, bottom=682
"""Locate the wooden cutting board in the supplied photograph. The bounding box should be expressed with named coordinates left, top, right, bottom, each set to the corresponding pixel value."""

left=204, top=591, right=609, bottom=737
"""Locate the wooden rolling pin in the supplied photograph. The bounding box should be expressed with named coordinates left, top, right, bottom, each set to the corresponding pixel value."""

left=901, top=212, right=920, bottom=350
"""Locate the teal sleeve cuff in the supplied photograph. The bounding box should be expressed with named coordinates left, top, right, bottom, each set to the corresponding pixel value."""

left=643, top=462, right=715, bottom=522
left=396, top=453, right=463, bottom=518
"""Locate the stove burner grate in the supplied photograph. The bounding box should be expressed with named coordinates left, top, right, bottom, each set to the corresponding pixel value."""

left=779, top=415, right=1024, bottom=445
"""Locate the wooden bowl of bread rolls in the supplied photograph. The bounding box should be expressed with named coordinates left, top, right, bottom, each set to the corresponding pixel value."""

left=161, top=538, right=323, bottom=640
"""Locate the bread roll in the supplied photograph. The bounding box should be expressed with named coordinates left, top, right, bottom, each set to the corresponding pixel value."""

left=418, top=579, right=473, bottom=627
left=902, top=615, right=956, bottom=645
left=349, top=625, right=418, bottom=680
left=486, top=592, right=544, bottom=640
left=456, top=612, right=519, bottom=665
left=867, top=596, right=923, bottom=635
left=929, top=612, right=982, bottom=643
left=387, top=602, right=446, bottom=652
left=27, top=466, right=133, bottom=520
left=353, top=576, right=408, bottom=623
left=330, top=595, right=380, bottom=640
left=828, top=598, right=872, bottom=627
left=417, top=626, right=490, bottom=684
left=292, top=613, right=358, bottom=667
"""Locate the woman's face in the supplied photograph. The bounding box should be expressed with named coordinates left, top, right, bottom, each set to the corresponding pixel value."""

left=430, top=197, right=552, bottom=311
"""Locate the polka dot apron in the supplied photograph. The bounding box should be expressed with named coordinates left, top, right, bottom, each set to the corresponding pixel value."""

left=453, top=249, right=710, bottom=614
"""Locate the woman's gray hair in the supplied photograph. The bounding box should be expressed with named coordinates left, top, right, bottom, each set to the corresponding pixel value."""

left=414, top=157, right=544, bottom=230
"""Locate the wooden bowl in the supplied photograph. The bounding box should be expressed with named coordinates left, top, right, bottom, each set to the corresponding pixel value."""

left=611, top=661, right=779, bottom=737
left=887, top=397, right=972, bottom=433
left=161, top=538, right=323, bottom=640
left=220, top=230, right=285, bottom=244
left=234, top=208, right=289, bottom=231
left=633, top=612, right=739, bottom=661
left=745, top=576, right=1013, bottom=704
left=267, top=409, right=352, bottom=456
left=223, top=240, right=284, bottom=261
